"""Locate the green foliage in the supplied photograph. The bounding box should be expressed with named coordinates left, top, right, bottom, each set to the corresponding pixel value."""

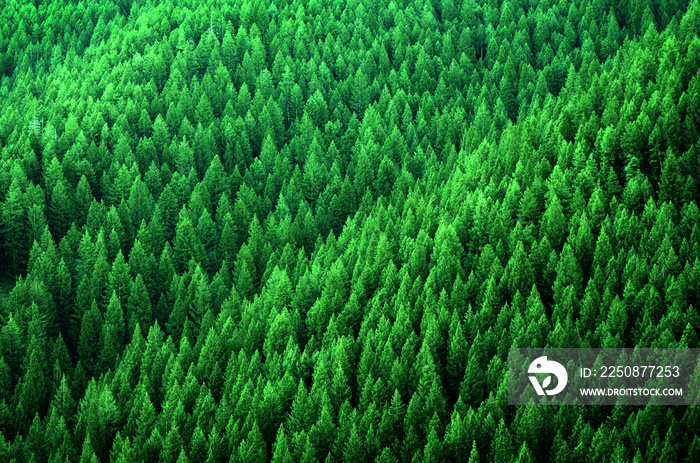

left=0, top=0, right=699, bottom=461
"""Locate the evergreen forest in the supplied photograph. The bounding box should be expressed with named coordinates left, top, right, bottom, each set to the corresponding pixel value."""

left=1, top=0, right=700, bottom=461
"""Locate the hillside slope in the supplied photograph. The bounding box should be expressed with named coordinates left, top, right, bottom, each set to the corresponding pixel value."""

left=1, top=0, right=700, bottom=461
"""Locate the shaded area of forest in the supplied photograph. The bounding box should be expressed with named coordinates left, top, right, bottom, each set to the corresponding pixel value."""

left=1, top=0, right=700, bottom=461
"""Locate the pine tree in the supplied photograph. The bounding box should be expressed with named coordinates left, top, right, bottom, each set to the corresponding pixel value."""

left=659, top=148, right=684, bottom=204
left=160, top=426, right=184, bottom=463
left=108, top=251, right=132, bottom=305
left=127, top=274, right=152, bottom=336
left=196, top=208, right=219, bottom=273
left=2, top=181, right=30, bottom=271
left=54, top=258, right=73, bottom=338
left=49, top=179, right=74, bottom=238
left=272, top=425, right=293, bottom=463
left=103, top=290, right=126, bottom=367
left=173, top=207, right=204, bottom=273
left=19, top=344, right=46, bottom=427
left=238, top=421, right=267, bottom=463
left=78, top=301, right=103, bottom=377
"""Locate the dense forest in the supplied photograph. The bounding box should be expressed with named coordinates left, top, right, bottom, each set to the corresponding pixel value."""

left=1, top=0, right=700, bottom=461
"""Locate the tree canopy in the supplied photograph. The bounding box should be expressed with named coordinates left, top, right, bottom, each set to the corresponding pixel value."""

left=1, top=0, right=700, bottom=461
